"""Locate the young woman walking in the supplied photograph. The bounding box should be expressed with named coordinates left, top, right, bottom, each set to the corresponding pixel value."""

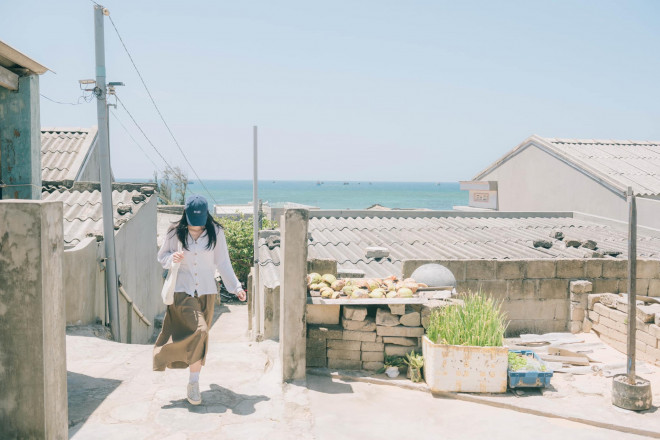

left=153, top=195, right=246, bottom=405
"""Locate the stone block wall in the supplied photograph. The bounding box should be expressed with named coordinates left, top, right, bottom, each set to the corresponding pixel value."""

left=586, top=293, right=660, bottom=365
left=307, top=305, right=425, bottom=371
left=402, top=259, right=660, bottom=336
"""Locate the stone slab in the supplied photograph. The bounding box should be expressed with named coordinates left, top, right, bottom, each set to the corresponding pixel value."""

left=361, top=342, right=385, bottom=352
left=306, top=304, right=340, bottom=325
left=376, top=326, right=425, bottom=338
left=376, top=308, right=401, bottom=327
left=342, top=330, right=377, bottom=342
left=382, top=337, right=418, bottom=346
left=399, top=311, right=421, bottom=327
left=327, top=358, right=362, bottom=370
left=388, top=304, right=406, bottom=315
left=361, top=361, right=385, bottom=371
left=342, top=316, right=376, bottom=332
left=327, top=349, right=361, bottom=361
left=385, top=344, right=420, bottom=357
left=343, top=306, right=368, bottom=321
left=327, top=339, right=361, bottom=351
left=361, top=351, right=385, bottom=362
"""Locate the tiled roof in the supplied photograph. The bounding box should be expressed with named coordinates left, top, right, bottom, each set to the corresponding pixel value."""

left=42, top=186, right=152, bottom=248
left=258, top=212, right=660, bottom=285
left=475, top=135, right=660, bottom=197
left=41, top=127, right=97, bottom=181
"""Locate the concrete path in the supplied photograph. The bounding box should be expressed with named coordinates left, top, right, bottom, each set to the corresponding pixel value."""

left=306, top=375, right=647, bottom=440
left=67, top=302, right=313, bottom=439
left=67, top=304, right=653, bottom=439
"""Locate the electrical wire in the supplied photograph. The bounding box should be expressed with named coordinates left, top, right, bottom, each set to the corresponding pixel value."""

left=110, top=110, right=160, bottom=171
left=114, top=95, right=176, bottom=171
left=40, top=94, right=86, bottom=106
left=107, top=15, right=218, bottom=204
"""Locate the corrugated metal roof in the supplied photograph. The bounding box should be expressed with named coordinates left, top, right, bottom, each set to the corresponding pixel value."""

left=41, top=127, right=97, bottom=181
left=544, top=138, right=660, bottom=196
left=257, top=213, right=660, bottom=286
left=475, top=135, right=660, bottom=197
left=42, top=188, right=151, bottom=248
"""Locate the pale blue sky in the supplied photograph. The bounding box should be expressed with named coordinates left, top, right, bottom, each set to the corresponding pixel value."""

left=2, top=1, right=660, bottom=181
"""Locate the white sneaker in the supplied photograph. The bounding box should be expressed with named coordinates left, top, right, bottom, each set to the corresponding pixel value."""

left=187, top=382, right=201, bottom=405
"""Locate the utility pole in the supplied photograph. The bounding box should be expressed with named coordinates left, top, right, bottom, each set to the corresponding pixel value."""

left=626, top=186, right=637, bottom=383
left=94, top=4, right=121, bottom=342
left=252, top=126, right=260, bottom=339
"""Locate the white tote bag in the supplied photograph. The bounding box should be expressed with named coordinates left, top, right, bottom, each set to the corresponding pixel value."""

left=161, top=242, right=182, bottom=305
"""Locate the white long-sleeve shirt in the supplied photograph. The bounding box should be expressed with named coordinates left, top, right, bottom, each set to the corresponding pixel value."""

left=157, top=225, right=243, bottom=296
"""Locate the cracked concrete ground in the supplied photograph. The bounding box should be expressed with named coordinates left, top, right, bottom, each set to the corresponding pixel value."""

left=67, top=304, right=654, bottom=439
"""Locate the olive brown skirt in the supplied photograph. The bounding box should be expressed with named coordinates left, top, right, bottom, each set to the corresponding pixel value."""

left=153, top=291, right=216, bottom=371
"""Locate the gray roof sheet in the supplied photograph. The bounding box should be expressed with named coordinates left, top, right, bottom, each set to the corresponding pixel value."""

left=258, top=213, right=660, bottom=285
left=545, top=138, right=660, bottom=196
left=41, top=127, right=97, bottom=181
left=42, top=188, right=150, bottom=248
left=476, top=135, right=660, bottom=196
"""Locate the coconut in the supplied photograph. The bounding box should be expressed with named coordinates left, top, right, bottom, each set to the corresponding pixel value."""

left=386, top=290, right=398, bottom=298
left=320, top=287, right=334, bottom=298
left=403, top=281, right=419, bottom=293
left=331, top=279, right=346, bottom=291
left=354, top=279, right=369, bottom=289
left=318, top=281, right=330, bottom=289
left=397, top=287, right=414, bottom=298
left=307, top=273, right=322, bottom=285
left=331, top=291, right=341, bottom=299
left=309, top=283, right=321, bottom=291
left=366, top=279, right=380, bottom=292
left=369, top=288, right=386, bottom=298
left=342, top=285, right=356, bottom=296
left=321, top=274, right=337, bottom=285
left=351, top=288, right=369, bottom=299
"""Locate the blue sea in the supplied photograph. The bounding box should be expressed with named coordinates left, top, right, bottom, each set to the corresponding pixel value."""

left=124, top=179, right=467, bottom=210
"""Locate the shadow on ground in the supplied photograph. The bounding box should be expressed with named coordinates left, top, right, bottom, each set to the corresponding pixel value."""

left=306, top=374, right=354, bottom=395
left=67, top=371, right=122, bottom=437
left=161, top=384, right=269, bottom=414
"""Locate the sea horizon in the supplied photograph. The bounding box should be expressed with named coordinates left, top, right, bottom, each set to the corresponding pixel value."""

left=118, top=179, right=468, bottom=210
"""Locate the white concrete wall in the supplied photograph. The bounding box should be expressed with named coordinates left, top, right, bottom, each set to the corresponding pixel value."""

left=482, top=145, right=628, bottom=222
left=115, top=195, right=166, bottom=343
left=63, top=237, right=105, bottom=325
left=62, top=196, right=165, bottom=343
left=638, top=197, right=660, bottom=231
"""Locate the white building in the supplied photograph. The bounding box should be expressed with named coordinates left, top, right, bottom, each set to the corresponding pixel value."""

left=461, top=135, right=660, bottom=230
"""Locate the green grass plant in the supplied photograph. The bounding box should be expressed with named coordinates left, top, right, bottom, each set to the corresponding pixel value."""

left=426, top=291, right=507, bottom=347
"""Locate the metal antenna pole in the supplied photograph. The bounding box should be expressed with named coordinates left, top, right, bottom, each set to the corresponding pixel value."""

left=626, top=186, right=637, bottom=384
left=94, top=4, right=121, bottom=341
left=252, top=126, right=260, bottom=337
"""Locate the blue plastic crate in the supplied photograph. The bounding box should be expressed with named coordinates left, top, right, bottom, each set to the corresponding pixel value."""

left=508, top=350, right=553, bottom=389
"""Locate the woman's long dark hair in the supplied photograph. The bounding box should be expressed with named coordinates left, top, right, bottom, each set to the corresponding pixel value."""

left=169, top=212, right=223, bottom=251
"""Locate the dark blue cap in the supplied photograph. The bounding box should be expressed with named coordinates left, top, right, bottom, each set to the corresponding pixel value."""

left=185, top=195, right=208, bottom=226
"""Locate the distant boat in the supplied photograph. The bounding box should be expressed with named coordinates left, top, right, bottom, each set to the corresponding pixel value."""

left=369, top=182, right=372, bottom=185
left=316, top=181, right=321, bottom=186
left=343, top=182, right=349, bottom=185
left=272, top=181, right=276, bottom=183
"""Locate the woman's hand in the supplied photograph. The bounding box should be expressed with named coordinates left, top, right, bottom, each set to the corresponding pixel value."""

left=236, top=289, right=247, bottom=302
left=172, top=252, right=184, bottom=263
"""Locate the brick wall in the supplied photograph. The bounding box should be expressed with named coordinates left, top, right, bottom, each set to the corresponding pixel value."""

left=403, top=259, right=660, bottom=336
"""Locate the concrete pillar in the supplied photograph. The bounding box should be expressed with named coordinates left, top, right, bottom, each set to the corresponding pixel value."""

left=0, top=200, right=67, bottom=439
left=279, top=208, right=309, bottom=382
left=0, top=74, right=41, bottom=199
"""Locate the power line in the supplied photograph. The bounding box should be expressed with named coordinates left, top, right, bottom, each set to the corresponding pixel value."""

left=110, top=110, right=160, bottom=170
left=107, top=15, right=218, bottom=205
left=40, top=93, right=85, bottom=106
left=114, top=95, right=176, bottom=172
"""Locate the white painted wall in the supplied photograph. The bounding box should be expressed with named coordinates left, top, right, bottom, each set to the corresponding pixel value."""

left=638, top=197, right=660, bottom=230
left=481, top=145, right=629, bottom=222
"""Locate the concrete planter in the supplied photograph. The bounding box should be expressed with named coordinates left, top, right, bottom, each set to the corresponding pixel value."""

left=422, top=335, right=508, bottom=393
